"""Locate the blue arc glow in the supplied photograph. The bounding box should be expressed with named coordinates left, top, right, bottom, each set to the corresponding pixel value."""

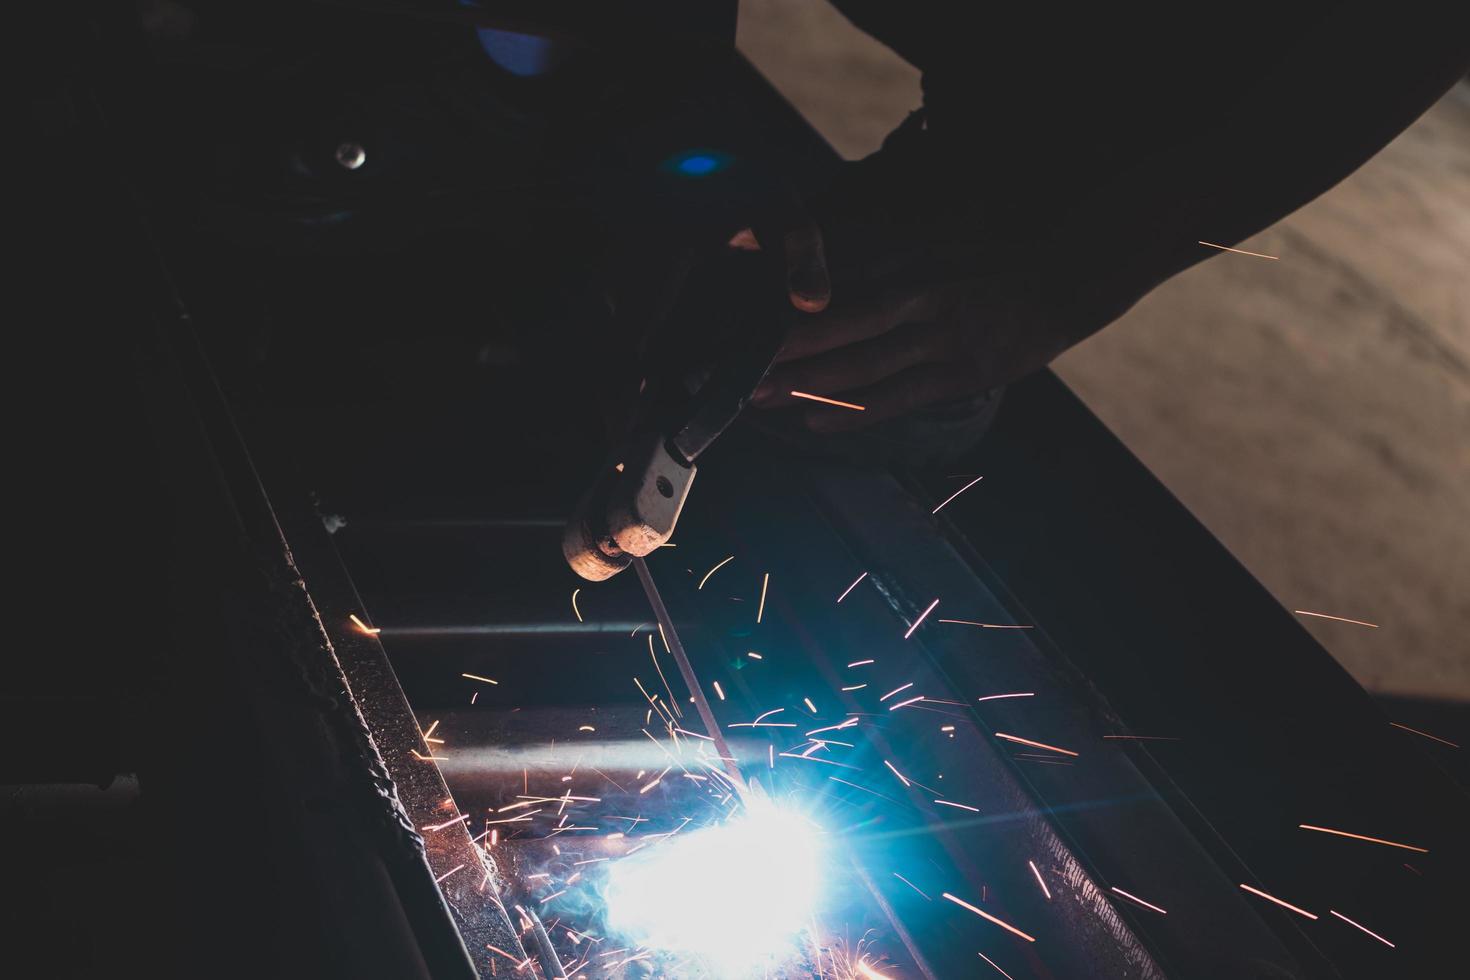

left=604, top=797, right=823, bottom=975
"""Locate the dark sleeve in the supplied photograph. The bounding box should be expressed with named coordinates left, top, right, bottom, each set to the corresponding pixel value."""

left=825, top=2, right=1469, bottom=338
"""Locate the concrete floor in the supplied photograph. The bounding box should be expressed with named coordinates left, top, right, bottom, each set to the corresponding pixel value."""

left=738, top=2, right=1470, bottom=700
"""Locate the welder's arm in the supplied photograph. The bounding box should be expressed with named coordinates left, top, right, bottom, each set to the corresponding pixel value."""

left=755, top=6, right=1469, bottom=431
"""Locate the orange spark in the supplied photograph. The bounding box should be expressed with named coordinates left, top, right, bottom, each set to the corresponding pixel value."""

left=848, top=659, right=875, bottom=667
left=434, top=863, right=466, bottom=884
left=837, top=571, right=868, bottom=602
left=578, top=725, right=595, bottom=732
left=349, top=614, right=380, bottom=635
left=933, top=799, right=979, bottom=813
left=698, top=555, right=734, bottom=590
left=461, top=673, right=499, bottom=685
left=570, top=588, right=583, bottom=622
left=941, top=892, right=1037, bottom=942
left=977, top=692, right=1034, bottom=702
left=713, top=681, right=725, bottom=701
left=1028, top=860, right=1051, bottom=900
left=1239, top=883, right=1317, bottom=919
left=790, top=390, right=866, bottom=411
left=1298, top=824, right=1427, bottom=853
left=856, top=961, right=894, bottom=980
left=978, top=951, right=1017, bottom=980
left=939, top=619, right=1033, bottom=629
left=932, top=475, right=984, bottom=514
left=882, top=759, right=912, bottom=787
left=423, top=719, right=441, bottom=740
left=1199, top=240, right=1279, bottom=260
left=1389, top=721, right=1459, bottom=748
left=1293, top=609, right=1378, bottom=628
left=904, top=599, right=940, bottom=639
left=880, top=683, right=914, bottom=702
left=756, top=572, right=770, bottom=623
left=1329, top=909, right=1395, bottom=948
left=1111, top=887, right=1168, bottom=914
left=994, top=732, right=1078, bottom=757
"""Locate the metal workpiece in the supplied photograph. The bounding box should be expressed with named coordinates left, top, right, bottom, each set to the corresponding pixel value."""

left=790, top=458, right=1302, bottom=978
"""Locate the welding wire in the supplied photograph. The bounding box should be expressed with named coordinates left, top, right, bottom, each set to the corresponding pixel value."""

left=633, top=558, right=746, bottom=793
left=524, top=906, right=568, bottom=979
left=851, top=859, right=939, bottom=980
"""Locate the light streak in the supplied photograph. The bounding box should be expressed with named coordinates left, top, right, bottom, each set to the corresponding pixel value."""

left=848, top=659, right=875, bottom=667
left=889, top=695, right=925, bottom=711
left=941, top=892, right=1036, bottom=942
left=1390, top=722, right=1459, bottom=748
left=879, top=683, right=914, bottom=702
left=855, top=961, right=893, bottom=980
left=978, top=951, right=1017, bottom=979
left=837, top=571, right=868, bottom=602
left=757, top=572, right=770, bottom=623
left=422, top=719, right=441, bottom=740
left=940, top=725, right=955, bottom=732
left=994, top=732, right=1078, bottom=756
left=934, top=799, right=979, bottom=813
left=1329, top=909, right=1395, bottom=947
left=461, top=673, right=498, bottom=685
left=1239, top=883, right=1317, bottom=919
left=804, top=697, right=818, bottom=713
left=1028, top=860, right=1051, bottom=899
left=939, top=619, right=1033, bottom=629
left=904, top=598, right=940, bottom=639
left=932, top=475, right=984, bottom=514
left=486, top=944, right=520, bottom=964
left=892, top=872, right=930, bottom=900
left=578, top=725, right=595, bottom=732
left=842, top=684, right=868, bottom=691
left=571, top=588, right=583, bottom=622
left=712, top=681, right=725, bottom=701
left=422, top=814, right=470, bottom=832
left=349, top=614, right=380, bottom=635
left=1298, top=824, right=1427, bottom=852
left=1111, top=887, right=1167, bottom=914
left=747, top=651, right=763, bottom=660
left=807, top=718, right=860, bottom=737
left=1199, top=240, right=1279, bottom=260
left=434, top=863, right=465, bottom=884
left=1293, top=609, right=1377, bottom=628
left=790, top=390, right=866, bottom=411
left=698, top=555, right=734, bottom=590
left=883, top=759, right=911, bottom=787
left=977, top=692, right=1034, bottom=702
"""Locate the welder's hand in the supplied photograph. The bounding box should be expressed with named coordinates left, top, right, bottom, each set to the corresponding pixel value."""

left=750, top=276, right=1086, bottom=433
left=728, top=218, right=831, bottom=314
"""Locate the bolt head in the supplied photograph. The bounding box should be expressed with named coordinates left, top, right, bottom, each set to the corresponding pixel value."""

left=334, top=141, right=366, bottom=170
